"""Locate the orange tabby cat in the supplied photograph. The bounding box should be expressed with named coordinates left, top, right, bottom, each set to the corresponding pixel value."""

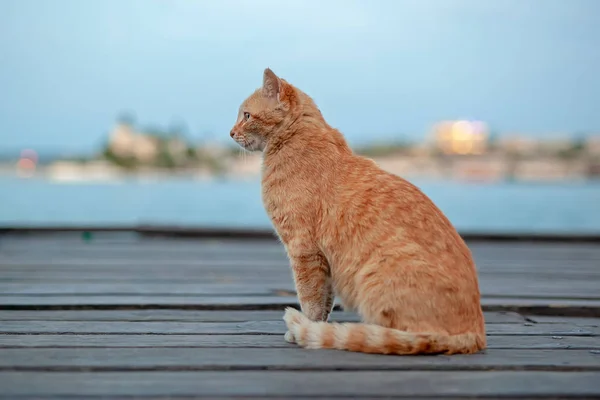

left=229, top=68, right=486, bottom=355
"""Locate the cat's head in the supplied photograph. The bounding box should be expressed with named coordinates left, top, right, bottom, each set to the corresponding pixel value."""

left=229, top=68, right=297, bottom=151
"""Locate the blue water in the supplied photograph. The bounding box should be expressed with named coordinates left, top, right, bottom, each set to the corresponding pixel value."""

left=1, top=177, right=599, bottom=234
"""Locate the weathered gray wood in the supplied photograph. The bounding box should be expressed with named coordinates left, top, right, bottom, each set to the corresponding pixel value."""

left=2, top=238, right=599, bottom=264
left=0, top=334, right=288, bottom=348
left=1, top=255, right=596, bottom=271
left=3, top=273, right=599, bottom=306
left=0, top=320, right=597, bottom=336
left=0, top=320, right=284, bottom=334
left=0, top=259, right=288, bottom=268
left=0, top=274, right=294, bottom=284
left=0, top=310, right=526, bottom=324
left=481, top=297, right=600, bottom=317
left=1, top=234, right=600, bottom=399
left=526, top=315, right=600, bottom=327
left=3, top=235, right=599, bottom=257
left=3, top=250, right=599, bottom=264
left=0, top=348, right=599, bottom=370
left=0, top=283, right=284, bottom=296
left=486, top=335, right=600, bottom=349
left=2, top=278, right=599, bottom=300
left=484, top=323, right=599, bottom=336
left=1, top=371, right=599, bottom=398
left=0, top=295, right=301, bottom=308
left=1, top=334, right=599, bottom=350
left=2, top=258, right=598, bottom=271
left=0, top=238, right=284, bottom=253
left=3, top=269, right=598, bottom=286
left=0, top=318, right=600, bottom=336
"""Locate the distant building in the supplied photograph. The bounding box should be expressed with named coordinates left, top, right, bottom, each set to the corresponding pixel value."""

left=538, top=136, right=575, bottom=155
left=166, top=137, right=188, bottom=162
left=497, top=136, right=540, bottom=156
left=585, top=135, right=600, bottom=157
left=108, top=123, right=159, bottom=162
left=431, top=120, right=489, bottom=155
left=196, top=141, right=230, bottom=159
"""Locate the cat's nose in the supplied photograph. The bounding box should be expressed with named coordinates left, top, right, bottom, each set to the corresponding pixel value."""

left=230, top=130, right=235, bottom=138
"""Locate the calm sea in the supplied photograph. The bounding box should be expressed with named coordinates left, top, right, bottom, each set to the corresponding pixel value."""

left=1, top=177, right=599, bottom=234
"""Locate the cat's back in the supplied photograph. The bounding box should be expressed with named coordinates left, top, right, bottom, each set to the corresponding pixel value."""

left=331, top=154, right=472, bottom=262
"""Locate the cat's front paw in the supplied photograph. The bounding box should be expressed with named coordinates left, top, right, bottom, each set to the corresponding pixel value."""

left=284, top=330, right=296, bottom=343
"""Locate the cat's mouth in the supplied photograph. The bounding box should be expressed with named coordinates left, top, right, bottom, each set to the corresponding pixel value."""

left=233, top=136, right=262, bottom=151
left=233, top=135, right=259, bottom=151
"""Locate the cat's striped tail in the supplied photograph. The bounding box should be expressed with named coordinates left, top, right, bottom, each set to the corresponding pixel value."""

left=283, top=307, right=486, bottom=355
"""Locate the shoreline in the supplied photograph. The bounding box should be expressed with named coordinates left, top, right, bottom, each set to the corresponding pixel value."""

left=2, top=224, right=600, bottom=243
left=3, top=152, right=600, bottom=183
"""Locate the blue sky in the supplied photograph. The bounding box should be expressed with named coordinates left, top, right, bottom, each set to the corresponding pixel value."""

left=1, top=0, right=599, bottom=154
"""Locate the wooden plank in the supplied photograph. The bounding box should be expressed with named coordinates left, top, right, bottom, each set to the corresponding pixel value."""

left=2, top=240, right=599, bottom=261
left=0, top=295, right=299, bottom=308
left=482, top=323, right=598, bottom=336
left=3, top=277, right=599, bottom=303
left=0, top=275, right=294, bottom=284
left=0, top=371, right=599, bottom=398
left=3, top=235, right=599, bottom=255
left=2, top=269, right=598, bottom=285
left=480, top=298, right=600, bottom=317
left=0, top=259, right=288, bottom=268
left=0, top=334, right=288, bottom=349
left=1, top=279, right=598, bottom=300
left=2, top=270, right=599, bottom=286
left=526, top=316, right=600, bottom=327
left=4, top=248, right=596, bottom=263
left=0, top=348, right=599, bottom=371
left=1, top=334, right=599, bottom=350
left=0, top=257, right=595, bottom=271
left=3, top=273, right=600, bottom=303
left=1, top=258, right=597, bottom=276
left=0, top=283, right=282, bottom=296
left=0, top=236, right=276, bottom=245
left=0, top=267, right=292, bottom=281
left=19, top=248, right=596, bottom=263
left=0, top=320, right=597, bottom=336
left=4, top=237, right=597, bottom=250
left=0, top=243, right=285, bottom=258
left=0, top=263, right=592, bottom=280
left=0, top=248, right=287, bottom=260
left=2, top=256, right=598, bottom=269
left=0, top=310, right=527, bottom=324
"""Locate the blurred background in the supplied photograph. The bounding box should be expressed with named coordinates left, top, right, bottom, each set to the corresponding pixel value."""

left=1, top=0, right=599, bottom=234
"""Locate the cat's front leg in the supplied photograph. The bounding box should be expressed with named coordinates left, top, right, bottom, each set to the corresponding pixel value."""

left=291, top=252, right=333, bottom=321
left=284, top=252, right=333, bottom=343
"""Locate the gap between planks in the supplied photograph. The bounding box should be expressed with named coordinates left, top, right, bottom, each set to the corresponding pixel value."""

left=1, top=298, right=600, bottom=317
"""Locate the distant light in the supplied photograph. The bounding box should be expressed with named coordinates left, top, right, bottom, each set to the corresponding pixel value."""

left=17, top=158, right=35, bottom=170
left=16, top=157, right=36, bottom=178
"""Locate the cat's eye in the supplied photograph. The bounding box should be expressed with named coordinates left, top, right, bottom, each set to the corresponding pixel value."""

left=243, top=112, right=250, bottom=121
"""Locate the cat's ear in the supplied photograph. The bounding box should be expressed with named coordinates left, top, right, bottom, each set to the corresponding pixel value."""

left=262, top=68, right=280, bottom=100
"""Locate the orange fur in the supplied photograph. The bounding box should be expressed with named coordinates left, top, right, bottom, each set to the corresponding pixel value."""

left=229, top=68, right=487, bottom=355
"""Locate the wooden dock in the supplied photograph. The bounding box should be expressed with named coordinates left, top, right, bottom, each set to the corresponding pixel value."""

left=1, top=231, right=599, bottom=398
